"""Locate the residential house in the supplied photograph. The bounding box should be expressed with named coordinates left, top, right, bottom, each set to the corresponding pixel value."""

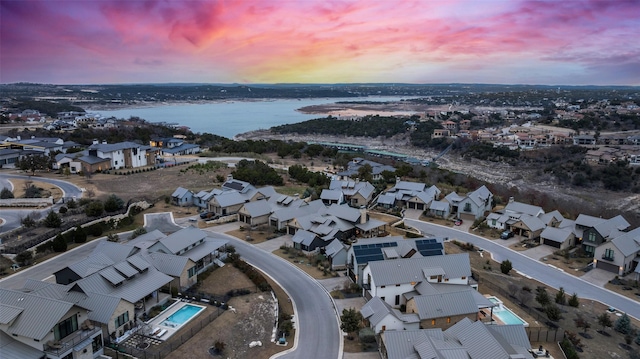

left=510, top=215, right=546, bottom=241
left=573, top=135, right=596, bottom=145
left=378, top=180, right=441, bottom=210
left=406, top=290, right=482, bottom=329
left=0, top=288, right=104, bottom=359
left=361, top=253, right=469, bottom=307
left=577, top=214, right=630, bottom=257
left=336, top=158, right=395, bottom=181
left=360, top=296, right=420, bottom=334
left=291, top=229, right=326, bottom=252
left=87, top=141, right=154, bottom=169
left=325, top=239, right=348, bottom=270
left=487, top=199, right=544, bottom=231
left=593, top=227, right=640, bottom=275
left=207, top=178, right=276, bottom=216
left=539, top=226, right=575, bottom=250
left=380, top=318, right=534, bottom=359
left=427, top=200, right=451, bottom=218
left=347, top=236, right=445, bottom=286
left=326, top=179, right=375, bottom=207
left=456, top=185, right=493, bottom=221
left=238, top=199, right=274, bottom=226
left=171, top=187, right=194, bottom=207
left=269, top=199, right=325, bottom=232
left=150, top=137, right=201, bottom=156
left=320, top=189, right=344, bottom=205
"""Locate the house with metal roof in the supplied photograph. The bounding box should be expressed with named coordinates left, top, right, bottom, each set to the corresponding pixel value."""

left=327, top=179, right=376, bottom=207
left=150, top=137, right=201, bottom=156
left=510, top=214, right=546, bottom=240
left=539, top=226, right=575, bottom=250
left=378, top=180, right=441, bottom=210
left=238, top=199, right=273, bottom=226
left=325, top=239, right=348, bottom=270
left=456, top=185, right=493, bottom=221
left=361, top=253, right=470, bottom=308
left=361, top=296, right=420, bottom=334
left=406, top=290, right=483, bottom=329
left=335, top=158, right=395, bottom=181
left=291, top=229, right=324, bottom=252
left=269, top=199, right=325, bottom=232
left=171, top=186, right=194, bottom=207
left=427, top=199, right=451, bottom=218
left=380, top=318, right=534, bottom=359
left=593, top=227, right=640, bottom=275
left=578, top=214, right=630, bottom=257
left=207, top=178, right=277, bottom=216
left=320, top=189, right=344, bottom=205
left=0, top=287, right=104, bottom=359
left=87, top=141, right=154, bottom=169
left=346, top=236, right=445, bottom=286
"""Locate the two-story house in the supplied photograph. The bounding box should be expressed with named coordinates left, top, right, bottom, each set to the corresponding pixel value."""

left=577, top=214, right=630, bottom=257
left=456, top=185, right=493, bottom=221
left=593, top=227, right=640, bottom=274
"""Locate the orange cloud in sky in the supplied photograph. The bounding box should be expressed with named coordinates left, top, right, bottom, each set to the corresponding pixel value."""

left=1, top=0, right=638, bottom=84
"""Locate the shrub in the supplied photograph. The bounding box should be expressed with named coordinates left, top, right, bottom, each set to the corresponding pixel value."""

left=545, top=303, right=562, bottom=321
left=15, top=251, right=33, bottom=266
left=500, top=260, right=512, bottom=275
left=358, top=327, right=376, bottom=343
left=0, top=187, right=14, bottom=199
left=58, top=206, right=68, bottom=214
left=568, top=293, right=580, bottom=307
left=52, top=234, right=67, bottom=252
left=85, top=201, right=104, bottom=217
left=560, top=338, right=579, bottom=359
left=555, top=287, right=566, bottom=305
left=87, top=224, right=103, bottom=237
left=43, top=210, right=62, bottom=228
left=130, top=227, right=147, bottom=239
left=535, top=287, right=550, bottom=307
left=73, top=226, right=87, bottom=243
left=104, top=194, right=125, bottom=212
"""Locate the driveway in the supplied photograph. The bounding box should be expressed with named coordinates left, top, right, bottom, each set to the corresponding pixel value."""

left=581, top=268, right=617, bottom=287
left=255, top=234, right=292, bottom=253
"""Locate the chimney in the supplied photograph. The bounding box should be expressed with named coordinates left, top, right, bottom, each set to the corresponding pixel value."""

left=508, top=196, right=515, bottom=203
left=227, top=174, right=233, bottom=181
left=360, top=207, right=367, bottom=224
left=92, top=139, right=99, bottom=145
left=102, top=140, right=107, bottom=145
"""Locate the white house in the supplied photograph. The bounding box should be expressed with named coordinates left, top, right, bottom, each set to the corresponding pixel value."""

left=360, top=296, right=420, bottom=334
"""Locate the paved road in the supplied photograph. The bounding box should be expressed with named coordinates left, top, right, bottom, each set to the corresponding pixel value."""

left=405, top=219, right=640, bottom=320
left=0, top=173, right=84, bottom=233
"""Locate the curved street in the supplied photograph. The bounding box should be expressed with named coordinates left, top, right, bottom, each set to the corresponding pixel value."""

left=405, top=219, right=640, bottom=320
left=0, top=173, right=84, bottom=233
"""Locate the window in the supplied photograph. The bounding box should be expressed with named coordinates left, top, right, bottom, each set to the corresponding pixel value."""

left=588, top=232, right=596, bottom=242
left=381, top=325, right=386, bottom=331
left=395, top=295, right=400, bottom=306
left=115, top=160, right=118, bottom=165
left=115, top=311, right=129, bottom=328
left=380, top=285, right=386, bottom=288
left=54, top=314, right=78, bottom=341
left=430, top=275, right=437, bottom=280
left=604, top=248, right=614, bottom=260
left=461, top=276, right=466, bottom=280
left=396, top=284, right=400, bottom=287
left=444, top=278, right=449, bottom=282
left=188, top=266, right=197, bottom=278
left=447, top=317, right=451, bottom=323
left=380, top=297, right=385, bottom=302
left=491, top=219, right=496, bottom=226
left=92, top=334, right=103, bottom=352
left=431, top=319, right=436, bottom=326
left=464, top=203, right=471, bottom=212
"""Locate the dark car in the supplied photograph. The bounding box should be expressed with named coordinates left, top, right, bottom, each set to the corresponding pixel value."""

left=500, top=230, right=514, bottom=239
left=199, top=212, right=216, bottom=219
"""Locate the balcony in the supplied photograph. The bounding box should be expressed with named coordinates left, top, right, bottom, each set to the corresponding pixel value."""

left=45, top=323, right=101, bottom=357
left=601, top=254, right=615, bottom=262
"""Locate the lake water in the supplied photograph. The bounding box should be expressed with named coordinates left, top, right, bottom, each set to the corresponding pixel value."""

left=93, top=97, right=413, bottom=138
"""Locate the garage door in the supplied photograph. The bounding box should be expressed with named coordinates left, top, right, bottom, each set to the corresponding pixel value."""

left=595, top=260, right=619, bottom=274
left=543, top=238, right=561, bottom=248
left=460, top=213, right=475, bottom=221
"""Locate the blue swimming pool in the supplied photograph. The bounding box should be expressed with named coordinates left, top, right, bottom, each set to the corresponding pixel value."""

left=161, top=304, right=204, bottom=326
left=486, top=296, right=528, bottom=326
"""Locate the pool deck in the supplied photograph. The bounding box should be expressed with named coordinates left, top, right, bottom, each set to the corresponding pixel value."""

left=143, top=300, right=206, bottom=341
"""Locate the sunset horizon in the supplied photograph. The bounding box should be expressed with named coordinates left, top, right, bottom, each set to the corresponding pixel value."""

left=2, top=0, right=639, bottom=86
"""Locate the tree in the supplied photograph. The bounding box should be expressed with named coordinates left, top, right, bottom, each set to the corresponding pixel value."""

left=614, top=313, right=632, bottom=334
left=500, top=259, right=512, bottom=275
left=15, top=153, right=52, bottom=175
left=545, top=303, right=562, bottom=321
left=43, top=210, right=62, bottom=228
left=340, top=307, right=363, bottom=340
left=0, top=187, right=14, bottom=199
left=15, top=251, right=33, bottom=266
left=72, top=226, right=87, bottom=243
left=555, top=287, right=566, bottom=305
left=66, top=198, right=77, bottom=209
left=597, top=312, right=613, bottom=332
left=568, top=293, right=580, bottom=307
left=574, top=314, right=591, bottom=333
left=24, top=184, right=41, bottom=198
left=355, top=164, right=373, bottom=182
left=104, top=194, right=124, bottom=212
left=535, top=287, right=550, bottom=307
left=130, top=227, right=147, bottom=239
left=52, top=234, right=67, bottom=252
left=20, top=214, right=36, bottom=228
left=85, top=201, right=104, bottom=217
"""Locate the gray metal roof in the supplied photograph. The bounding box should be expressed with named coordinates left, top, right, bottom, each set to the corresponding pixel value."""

left=376, top=193, right=396, bottom=205
left=517, top=214, right=546, bottom=232
left=575, top=214, right=604, bottom=227
left=429, top=200, right=450, bottom=211
left=504, top=201, right=543, bottom=216
left=393, top=181, right=426, bottom=192
left=540, top=227, right=573, bottom=243
left=361, top=296, right=419, bottom=327
left=213, top=191, right=247, bottom=207
left=77, top=266, right=172, bottom=303
left=355, top=218, right=386, bottom=231
left=0, top=304, right=23, bottom=324
left=611, top=227, right=640, bottom=256
left=487, top=325, right=532, bottom=351
left=172, top=187, right=191, bottom=198
left=594, top=215, right=630, bottom=238
left=0, top=331, right=45, bottom=359
left=92, top=240, right=137, bottom=262
left=410, top=290, right=478, bottom=319
left=368, top=253, right=471, bottom=286
left=0, top=288, right=75, bottom=340
left=99, top=266, right=126, bottom=285
left=142, top=252, right=190, bottom=276
left=241, top=199, right=273, bottom=217
left=292, top=230, right=318, bottom=246
left=65, top=252, right=115, bottom=278
left=159, top=226, right=207, bottom=254
left=320, top=189, right=343, bottom=201
left=325, top=239, right=346, bottom=258
left=127, top=254, right=151, bottom=271
left=182, top=238, right=228, bottom=262
left=447, top=319, right=511, bottom=359
left=326, top=204, right=361, bottom=223
left=89, top=141, right=150, bottom=152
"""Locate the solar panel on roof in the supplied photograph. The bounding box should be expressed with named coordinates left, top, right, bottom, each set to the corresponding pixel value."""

left=419, top=249, right=443, bottom=257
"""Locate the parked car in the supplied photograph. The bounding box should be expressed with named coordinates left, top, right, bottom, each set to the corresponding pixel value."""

left=500, top=230, right=514, bottom=239
left=199, top=212, right=216, bottom=219
left=454, top=219, right=463, bottom=226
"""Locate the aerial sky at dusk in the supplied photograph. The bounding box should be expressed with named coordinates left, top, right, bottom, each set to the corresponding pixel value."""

left=1, top=0, right=639, bottom=85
